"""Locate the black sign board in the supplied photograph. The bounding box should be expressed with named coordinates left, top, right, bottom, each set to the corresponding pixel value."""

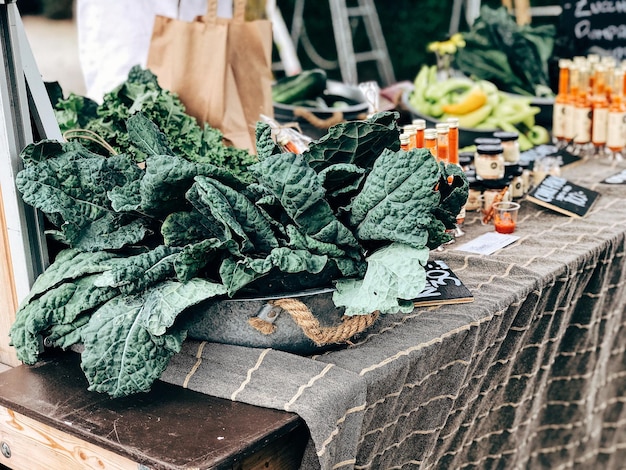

left=602, top=168, right=626, bottom=184
left=526, top=175, right=600, bottom=218
left=412, top=260, right=474, bottom=307
left=557, top=1, right=626, bottom=60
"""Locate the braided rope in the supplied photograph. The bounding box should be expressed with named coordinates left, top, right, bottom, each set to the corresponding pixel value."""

left=248, top=297, right=379, bottom=346
left=292, top=107, right=344, bottom=130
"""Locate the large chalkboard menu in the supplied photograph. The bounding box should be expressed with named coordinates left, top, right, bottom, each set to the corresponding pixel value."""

left=556, top=1, right=626, bottom=60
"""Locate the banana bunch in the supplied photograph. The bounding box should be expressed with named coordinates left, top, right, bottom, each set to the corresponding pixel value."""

left=409, top=64, right=550, bottom=151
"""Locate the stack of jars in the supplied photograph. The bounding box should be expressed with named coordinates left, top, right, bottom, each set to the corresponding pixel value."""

left=463, top=131, right=532, bottom=216
left=400, top=118, right=460, bottom=165
left=400, top=117, right=464, bottom=236
left=552, top=54, right=626, bottom=158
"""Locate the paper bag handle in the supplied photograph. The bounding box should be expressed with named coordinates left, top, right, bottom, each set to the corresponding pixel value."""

left=204, top=0, right=246, bottom=23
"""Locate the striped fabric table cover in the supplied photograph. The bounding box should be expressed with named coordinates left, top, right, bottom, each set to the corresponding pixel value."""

left=161, top=157, right=626, bottom=470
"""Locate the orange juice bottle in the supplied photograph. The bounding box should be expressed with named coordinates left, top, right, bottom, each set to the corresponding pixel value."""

left=607, top=67, right=626, bottom=157
left=447, top=117, right=459, bottom=165
left=591, top=65, right=609, bottom=156
left=424, top=128, right=437, bottom=158
left=564, top=63, right=579, bottom=144
left=573, top=65, right=592, bottom=153
left=552, top=59, right=570, bottom=145
left=436, top=123, right=449, bottom=164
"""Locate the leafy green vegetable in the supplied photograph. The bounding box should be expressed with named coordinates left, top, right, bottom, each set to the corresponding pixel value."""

left=187, top=176, right=278, bottom=253
left=304, top=112, right=400, bottom=172
left=55, top=65, right=256, bottom=181
left=348, top=147, right=440, bottom=249
left=251, top=151, right=359, bottom=250
left=455, top=5, right=555, bottom=97
left=81, top=279, right=226, bottom=398
left=16, top=140, right=150, bottom=251
left=334, top=243, right=429, bottom=315
left=10, top=104, right=468, bottom=397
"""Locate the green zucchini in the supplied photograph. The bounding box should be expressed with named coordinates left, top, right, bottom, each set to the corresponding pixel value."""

left=272, top=69, right=327, bottom=105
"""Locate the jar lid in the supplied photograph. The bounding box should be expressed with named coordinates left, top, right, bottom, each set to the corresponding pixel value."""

left=493, top=131, right=519, bottom=142
left=476, top=144, right=504, bottom=155
left=474, top=137, right=501, bottom=146
left=480, top=178, right=510, bottom=189
left=468, top=178, right=484, bottom=190
left=504, top=163, right=523, bottom=178
left=424, top=128, right=437, bottom=139
left=459, top=151, right=474, bottom=165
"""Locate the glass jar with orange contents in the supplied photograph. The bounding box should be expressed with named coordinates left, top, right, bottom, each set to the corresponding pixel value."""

left=424, top=128, right=437, bottom=157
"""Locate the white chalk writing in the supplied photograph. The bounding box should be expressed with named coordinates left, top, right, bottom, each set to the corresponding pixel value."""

left=575, top=20, right=626, bottom=41
left=533, top=176, right=567, bottom=203
left=554, top=185, right=589, bottom=207
left=574, top=0, right=626, bottom=17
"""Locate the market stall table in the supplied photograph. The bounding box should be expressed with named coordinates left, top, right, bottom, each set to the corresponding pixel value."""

left=158, top=156, right=626, bottom=469
left=2, top=156, right=626, bottom=470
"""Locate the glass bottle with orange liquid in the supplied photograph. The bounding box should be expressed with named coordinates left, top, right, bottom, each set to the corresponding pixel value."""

left=573, top=65, right=592, bottom=156
left=435, top=123, right=449, bottom=164
left=446, top=117, right=459, bottom=165
left=402, top=124, right=417, bottom=149
left=424, top=128, right=437, bottom=157
left=564, top=63, right=580, bottom=147
left=412, top=119, right=426, bottom=148
left=552, top=59, right=570, bottom=147
left=591, top=65, right=609, bottom=157
left=400, top=133, right=411, bottom=151
left=607, top=67, right=626, bottom=159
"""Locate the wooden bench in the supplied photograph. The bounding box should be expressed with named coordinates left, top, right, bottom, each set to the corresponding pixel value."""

left=0, top=353, right=308, bottom=469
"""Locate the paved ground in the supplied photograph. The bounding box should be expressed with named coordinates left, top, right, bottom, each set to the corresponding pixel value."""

left=22, top=14, right=86, bottom=96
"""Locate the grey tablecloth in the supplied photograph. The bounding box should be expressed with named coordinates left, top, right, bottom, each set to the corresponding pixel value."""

left=161, top=158, right=626, bottom=469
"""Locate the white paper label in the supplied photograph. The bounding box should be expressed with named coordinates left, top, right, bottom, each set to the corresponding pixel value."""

left=573, top=106, right=592, bottom=143
left=607, top=111, right=626, bottom=149
left=552, top=102, right=567, bottom=139
left=592, top=107, right=609, bottom=144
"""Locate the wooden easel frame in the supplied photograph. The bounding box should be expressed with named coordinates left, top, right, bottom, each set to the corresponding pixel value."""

left=0, top=0, right=62, bottom=366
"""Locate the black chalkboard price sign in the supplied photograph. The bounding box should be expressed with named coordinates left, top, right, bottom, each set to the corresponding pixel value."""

left=526, top=175, right=600, bottom=218
left=557, top=0, right=626, bottom=60
left=412, top=260, right=474, bottom=307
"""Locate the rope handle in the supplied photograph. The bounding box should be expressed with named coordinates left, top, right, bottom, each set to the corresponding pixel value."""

left=248, top=297, right=379, bottom=346
left=63, top=129, right=118, bottom=156
left=292, top=107, right=344, bottom=130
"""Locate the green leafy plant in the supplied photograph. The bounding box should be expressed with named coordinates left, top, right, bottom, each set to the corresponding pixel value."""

left=10, top=86, right=467, bottom=398
left=53, top=66, right=256, bottom=182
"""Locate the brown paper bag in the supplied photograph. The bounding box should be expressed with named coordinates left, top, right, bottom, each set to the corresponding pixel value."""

left=147, top=0, right=274, bottom=153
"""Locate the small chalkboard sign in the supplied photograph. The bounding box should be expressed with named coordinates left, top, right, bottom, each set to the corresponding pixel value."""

left=413, top=260, right=474, bottom=307
left=602, top=168, right=626, bottom=184
left=519, top=144, right=583, bottom=170
left=526, top=175, right=600, bottom=218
